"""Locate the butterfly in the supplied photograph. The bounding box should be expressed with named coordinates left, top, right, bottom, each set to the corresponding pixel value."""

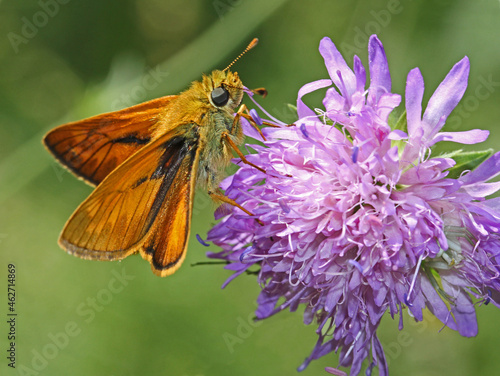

left=43, top=39, right=267, bottom=277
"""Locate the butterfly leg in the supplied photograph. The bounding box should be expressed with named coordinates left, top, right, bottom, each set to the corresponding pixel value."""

left=221, top=132, right=266, bottom=174
left=240, top=112, right=282, bottom=129
left=232, top=104, right=285, bottom=141
left=206, top=165, right=263, bottom=225
left=208, top=189, right=264, bottom=226
left=230, top=104, right=267, bottom=140
left=209, top=190, right=251, bottom=216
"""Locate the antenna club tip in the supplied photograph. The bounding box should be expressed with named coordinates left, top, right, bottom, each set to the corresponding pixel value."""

left=249, top=38, right=259, bottom=49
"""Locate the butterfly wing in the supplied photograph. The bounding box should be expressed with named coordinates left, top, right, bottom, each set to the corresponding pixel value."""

left=59, top=124, right=200, bottom=277
left=43, top=96, right=176, bottom=186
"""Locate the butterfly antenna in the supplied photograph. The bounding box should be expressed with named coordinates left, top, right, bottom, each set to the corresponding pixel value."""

left=223, top=38, right=259, bottom=72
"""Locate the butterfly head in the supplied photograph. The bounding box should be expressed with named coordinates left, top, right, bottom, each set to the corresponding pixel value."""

left=202, top=69, right=244, bottom=112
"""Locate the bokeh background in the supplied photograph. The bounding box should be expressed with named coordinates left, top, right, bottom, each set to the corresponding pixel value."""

left=1, top=0, right=500, bottom=375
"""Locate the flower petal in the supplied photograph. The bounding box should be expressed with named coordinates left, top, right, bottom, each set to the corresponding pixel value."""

left=431, top=129, right=489, bottom=146
left=462, top=181, right=500, bottom=198
left=368, top=35, right=391, bottom=105
left=319, top=37, right=357, bottom=98
left=353, top=55, right=366, bottom=93
left=405, top=68, right=424, bottom=137
left=422, top=56, right=470, bottom=140
left=459, top=151, right=500, bottom=184
left=297, top=79, right=332, bottom=118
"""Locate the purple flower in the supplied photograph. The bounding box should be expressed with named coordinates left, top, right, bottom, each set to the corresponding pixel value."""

left=207, top=35, right=500, bottom=375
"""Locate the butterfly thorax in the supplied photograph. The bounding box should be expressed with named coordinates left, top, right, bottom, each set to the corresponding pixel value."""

left=152, top=70, right=245, bottom=192
left=197, top=70, right=245, bottom=191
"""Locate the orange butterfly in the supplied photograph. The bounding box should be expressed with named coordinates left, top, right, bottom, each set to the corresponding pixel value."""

left=44, top=39, right=266, bottom=277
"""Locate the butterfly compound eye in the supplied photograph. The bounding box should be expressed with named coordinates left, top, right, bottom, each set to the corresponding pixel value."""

left=211, top=86, right=230, bottom=107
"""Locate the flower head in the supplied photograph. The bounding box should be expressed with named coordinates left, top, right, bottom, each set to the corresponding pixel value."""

left=207, top=35, right=500, bottom=375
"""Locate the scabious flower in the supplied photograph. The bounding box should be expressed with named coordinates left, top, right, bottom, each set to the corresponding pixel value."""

left=207, top=35, right=500, bottom=375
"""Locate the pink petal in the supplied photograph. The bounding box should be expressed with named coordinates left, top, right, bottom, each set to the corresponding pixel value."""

left=460, top=151, right=500, bottom=184
left=368, top=35, right=391, bottom=105
left=422, top=56, right=470, bottom=139
left=431, top=129, right=489, bottom=145
left=405, top=68, right=424, bottom=137
left=319, top=37, right=357, bottom=98
left=297, top=79, right=332, bottom=118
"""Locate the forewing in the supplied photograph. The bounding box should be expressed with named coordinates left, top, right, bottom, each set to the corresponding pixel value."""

left=44, top=96, right=176, bottom=186
left=140, top=147, right=199, bottom=276
left=59, top=125, right=200, bottom=276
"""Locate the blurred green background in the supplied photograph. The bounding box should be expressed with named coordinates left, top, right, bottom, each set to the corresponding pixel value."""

left=1, top=0, right=500, bottom=375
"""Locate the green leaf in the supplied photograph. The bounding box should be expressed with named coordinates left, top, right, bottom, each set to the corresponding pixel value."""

left=390, top=109, right=407, bottom=133
left=442, top=149, right=494, bottom=179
